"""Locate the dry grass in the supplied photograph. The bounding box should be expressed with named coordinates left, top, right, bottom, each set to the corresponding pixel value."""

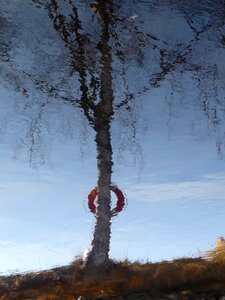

left=1, top=246, right=225, bottom=299
left=204, top=243, right=225, bottom=263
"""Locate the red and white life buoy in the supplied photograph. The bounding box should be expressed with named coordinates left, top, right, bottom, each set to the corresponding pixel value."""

left=87, top=185, right=125, bottom=216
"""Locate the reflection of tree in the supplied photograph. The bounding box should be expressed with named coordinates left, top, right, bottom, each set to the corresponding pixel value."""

left=0, top=0, right=225, bottom=274
left=0, top=14, right=12, bottom=63
left=194, top=65, right=225, bottom=158
left=14, top=101, right=49, bottom=168
left=2, top=2, right=225, bottom=298
left=39, top=0, right=116, bottom=270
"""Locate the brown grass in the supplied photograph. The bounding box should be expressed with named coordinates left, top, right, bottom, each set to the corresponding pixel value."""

left=1, top=247, right=225, bottom=299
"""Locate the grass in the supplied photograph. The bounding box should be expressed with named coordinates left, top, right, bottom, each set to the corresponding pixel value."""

left=1, top=244, right=225, bottom=299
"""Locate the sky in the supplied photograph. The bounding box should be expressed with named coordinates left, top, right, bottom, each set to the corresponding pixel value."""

left=0, top=0, right=225, bottom=274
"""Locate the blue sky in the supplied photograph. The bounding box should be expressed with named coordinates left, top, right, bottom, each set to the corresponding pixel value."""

left=0, top=82, right=225, bottom=274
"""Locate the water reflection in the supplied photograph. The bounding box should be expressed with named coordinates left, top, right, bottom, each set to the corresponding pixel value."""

left=0, top=0, right=225, bottom=273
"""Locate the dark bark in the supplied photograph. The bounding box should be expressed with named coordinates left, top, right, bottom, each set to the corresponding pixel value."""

left=32, top=0, right=115, bottom=271
left=83, top=0, right=114, bottom=270
left=83, top=124, right=113, bottom=269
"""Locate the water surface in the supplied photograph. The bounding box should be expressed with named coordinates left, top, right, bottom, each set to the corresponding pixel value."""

left=0, top=0, right=225, bottom=274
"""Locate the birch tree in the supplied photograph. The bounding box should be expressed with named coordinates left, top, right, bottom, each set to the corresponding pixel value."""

left=1, top=0, right=225, bottom=275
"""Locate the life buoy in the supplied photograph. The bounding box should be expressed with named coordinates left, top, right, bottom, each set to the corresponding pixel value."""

left=87, top=185, right=125, bottom=216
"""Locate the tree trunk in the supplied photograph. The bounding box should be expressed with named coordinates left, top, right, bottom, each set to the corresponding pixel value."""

left=83, top=0, right=114, bottom=271
left=83, top=124, right=113, bottom=269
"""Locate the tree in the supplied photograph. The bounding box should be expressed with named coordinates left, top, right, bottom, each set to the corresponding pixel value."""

left=37, top=0, right=117, bottom=270
left=1, top=0, right=225, bottom=275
